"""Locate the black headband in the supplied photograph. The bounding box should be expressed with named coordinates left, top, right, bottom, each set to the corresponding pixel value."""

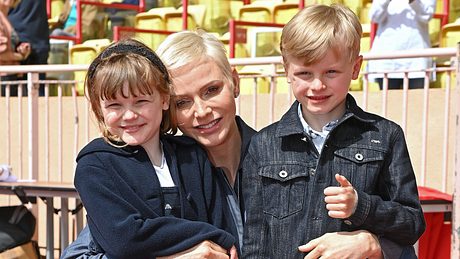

left=87, top=42, right=170, bottom=85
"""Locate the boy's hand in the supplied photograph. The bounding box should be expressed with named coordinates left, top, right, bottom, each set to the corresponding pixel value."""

left=324, top=174, right=358, bottom=219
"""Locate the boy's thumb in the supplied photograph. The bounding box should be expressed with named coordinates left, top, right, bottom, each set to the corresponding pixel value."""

left=335, top=173, right=352, bottom=187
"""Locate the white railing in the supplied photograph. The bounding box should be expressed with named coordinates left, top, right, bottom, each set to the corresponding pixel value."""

left=0, top=46, right=459, bottom=256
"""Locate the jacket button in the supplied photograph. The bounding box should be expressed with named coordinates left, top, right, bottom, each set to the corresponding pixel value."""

left=279, top=170, right=288, bottom=178
left=354, top=153, right=363, bottom=161
left=309, top=168, right=315, bottom=176
left=344, top=219, right=352, bottom=225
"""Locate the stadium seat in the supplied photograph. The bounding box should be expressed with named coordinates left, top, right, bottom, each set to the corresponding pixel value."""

left=70, top=39, right=111, bottom=95
left=133, top=7, right=174, bottom=50
left=273, top=3, right=299, bottom=24
left=50, top=0, right=64, bottom=19
left=431, top=21, right=460, bottom=89
left=197, top=0, right=232, bottom=35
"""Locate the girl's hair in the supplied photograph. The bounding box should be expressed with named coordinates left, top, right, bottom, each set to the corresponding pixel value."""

left=156, top=29, right=234, bottom=89
left=85, top=38, right=177, bottom=143
left=280, top=4, right=362, bottom=66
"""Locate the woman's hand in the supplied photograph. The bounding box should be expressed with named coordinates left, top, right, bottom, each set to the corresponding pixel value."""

left=157, top=240, right=235, bottom=259
left=298, top=230, right=383, bottom=259
left=16, top=42, right=31, bottom=60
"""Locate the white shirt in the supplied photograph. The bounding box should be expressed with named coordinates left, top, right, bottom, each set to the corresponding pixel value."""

left=366, top=0, right=436, bottom=79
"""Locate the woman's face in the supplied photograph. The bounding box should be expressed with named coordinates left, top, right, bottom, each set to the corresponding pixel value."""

left=171, top=58, right=239, bottom=149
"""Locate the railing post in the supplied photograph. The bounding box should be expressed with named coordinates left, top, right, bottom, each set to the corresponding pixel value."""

left=452, top=42, right=460, bottom=259
left=28, top=72, right=39, bottom=181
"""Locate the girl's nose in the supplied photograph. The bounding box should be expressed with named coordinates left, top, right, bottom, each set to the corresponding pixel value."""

left=123, top=109, right=138, bottom=120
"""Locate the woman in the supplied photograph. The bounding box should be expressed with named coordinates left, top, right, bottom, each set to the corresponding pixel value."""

left=0, top=0, right=30, bottom=95
left=62, top=30, right=403, bottom=258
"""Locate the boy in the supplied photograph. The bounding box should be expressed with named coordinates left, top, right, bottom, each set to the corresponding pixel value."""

left=242, top=4, right=425, bottom=259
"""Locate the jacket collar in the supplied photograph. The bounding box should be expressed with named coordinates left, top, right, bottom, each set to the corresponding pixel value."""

left=275, top=94, right=376, bottom=138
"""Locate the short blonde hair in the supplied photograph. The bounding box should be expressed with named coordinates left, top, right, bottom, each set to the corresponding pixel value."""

left=156, top=29, right=234, bottom=89
left=281, top=4, right=362, bottom=65
left=85, top=39, right=176, bottom=143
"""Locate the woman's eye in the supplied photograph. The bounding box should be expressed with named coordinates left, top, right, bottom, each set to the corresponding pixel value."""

left=204, top=86, right=221, bottom=97
left=175, top=99, right=192, bottom=109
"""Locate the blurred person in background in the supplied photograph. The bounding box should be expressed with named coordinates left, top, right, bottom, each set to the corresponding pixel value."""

left=367, top=0, right=436, bottom=90
left=0, top=0, right=30, bottom=96
left=50, top=0, right=102, bottom=41
left=8, top=0, right=49, bottom=96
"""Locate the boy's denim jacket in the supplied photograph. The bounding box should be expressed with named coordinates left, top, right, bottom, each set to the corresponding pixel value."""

left=242, top=94, right=425, bottom=259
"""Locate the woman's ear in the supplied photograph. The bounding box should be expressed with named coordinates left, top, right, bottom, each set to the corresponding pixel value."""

left=232, top=68, right=240, bottom=98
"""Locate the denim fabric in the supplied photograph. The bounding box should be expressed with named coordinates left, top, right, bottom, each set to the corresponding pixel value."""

left=242, top=94, right=425, bottom=259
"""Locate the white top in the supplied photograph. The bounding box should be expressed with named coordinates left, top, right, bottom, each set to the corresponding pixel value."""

left=366, top=0, right=436, bottom=79
left=153, top=145, right=175, bottom=187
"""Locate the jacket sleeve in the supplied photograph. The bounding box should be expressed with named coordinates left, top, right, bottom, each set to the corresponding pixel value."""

left=347, top=126, right=426, bottom=245
left=60, top=226, right=107, bottom=259
left=241, top=145, right=268, bottom=259
left=75, top=155, right=235, bottom=259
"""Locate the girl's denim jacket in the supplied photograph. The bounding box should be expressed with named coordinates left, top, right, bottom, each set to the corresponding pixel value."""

left=242, top=94, right=425, bottom=259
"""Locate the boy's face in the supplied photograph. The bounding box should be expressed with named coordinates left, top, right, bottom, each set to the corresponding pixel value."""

left=284, top=50, right=362, bottom=125
left=171, top=59, right=240, bottom=149
left=100, top=82, right=169, bottom=146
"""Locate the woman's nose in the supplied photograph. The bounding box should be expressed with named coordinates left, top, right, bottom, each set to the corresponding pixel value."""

left=193, top=100, right=211, bottom=118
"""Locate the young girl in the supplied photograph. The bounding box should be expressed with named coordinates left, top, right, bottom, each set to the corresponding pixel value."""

left=74, top=38, right=235, bottom=258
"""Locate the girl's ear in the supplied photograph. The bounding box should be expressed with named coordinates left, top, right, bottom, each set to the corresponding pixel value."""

left=232, top=68, right=240, bottom=98
left=162, top=94, right=170, bottom=110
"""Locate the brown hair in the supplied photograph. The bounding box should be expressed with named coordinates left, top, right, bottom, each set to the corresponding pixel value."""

left=85, top=38, right=177, bottom=143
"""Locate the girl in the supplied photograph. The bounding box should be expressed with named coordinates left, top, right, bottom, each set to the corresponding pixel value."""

left=74, top=38, right=236, bottom=259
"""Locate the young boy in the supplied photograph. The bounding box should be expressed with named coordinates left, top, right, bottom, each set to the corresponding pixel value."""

left=242, top=4, right=425, bottom=259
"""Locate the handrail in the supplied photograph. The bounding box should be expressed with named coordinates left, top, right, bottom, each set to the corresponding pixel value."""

left=50, top=0, right=146, bottom=44
left=228, top=19, right=285, bottom=58
left=112, top=26, right=176, bottom=41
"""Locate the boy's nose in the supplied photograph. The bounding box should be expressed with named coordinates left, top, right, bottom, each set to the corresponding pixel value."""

left=310, top=78, right=325, bottom=90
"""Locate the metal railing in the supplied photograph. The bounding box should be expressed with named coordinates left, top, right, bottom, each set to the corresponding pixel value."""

left=0, top=46, right=459, bottom=256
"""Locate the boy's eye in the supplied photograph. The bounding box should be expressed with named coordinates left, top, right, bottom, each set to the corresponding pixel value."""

left=326, top=70, right=338, bottom=77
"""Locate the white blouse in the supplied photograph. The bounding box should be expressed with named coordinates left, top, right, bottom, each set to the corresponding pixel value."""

left=366, top=0, right=436, bottom=79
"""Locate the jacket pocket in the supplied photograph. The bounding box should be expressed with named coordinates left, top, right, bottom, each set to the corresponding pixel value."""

left=259, top=163, right=309, bottom=219
left=333, top=146, right=385, bottom=191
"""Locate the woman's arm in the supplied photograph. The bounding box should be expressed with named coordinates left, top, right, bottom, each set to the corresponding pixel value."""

left=75, top=156, right=234, bottom=258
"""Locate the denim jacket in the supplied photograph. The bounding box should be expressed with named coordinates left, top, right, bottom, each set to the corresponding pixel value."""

left=242, top=94, right=425, bottom=259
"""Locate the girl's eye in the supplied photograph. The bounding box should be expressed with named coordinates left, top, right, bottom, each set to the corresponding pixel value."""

left=105, top=102, right=120, bottom=109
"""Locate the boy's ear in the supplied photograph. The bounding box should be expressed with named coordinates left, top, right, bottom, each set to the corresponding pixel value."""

left=352, top=55, right=363, bottom=80
left=232, top=68, right=240, bottom=98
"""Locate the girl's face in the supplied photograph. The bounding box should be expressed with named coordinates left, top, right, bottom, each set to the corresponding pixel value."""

left=171, top=59, right=239, bottom=149
left=100, top=82, right=169, bottom=147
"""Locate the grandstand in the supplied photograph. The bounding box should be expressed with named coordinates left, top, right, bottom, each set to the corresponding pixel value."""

left=1, top=0, right=460, bottom=258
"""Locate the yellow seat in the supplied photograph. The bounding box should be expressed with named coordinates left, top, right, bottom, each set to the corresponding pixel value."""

left=50, top=0, right=64, bottom=19
left=134, top=7, right=174, bottom=50
left=273, top=3, right=299, bottom=24
left=69, top=39, right=111, bottom=95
